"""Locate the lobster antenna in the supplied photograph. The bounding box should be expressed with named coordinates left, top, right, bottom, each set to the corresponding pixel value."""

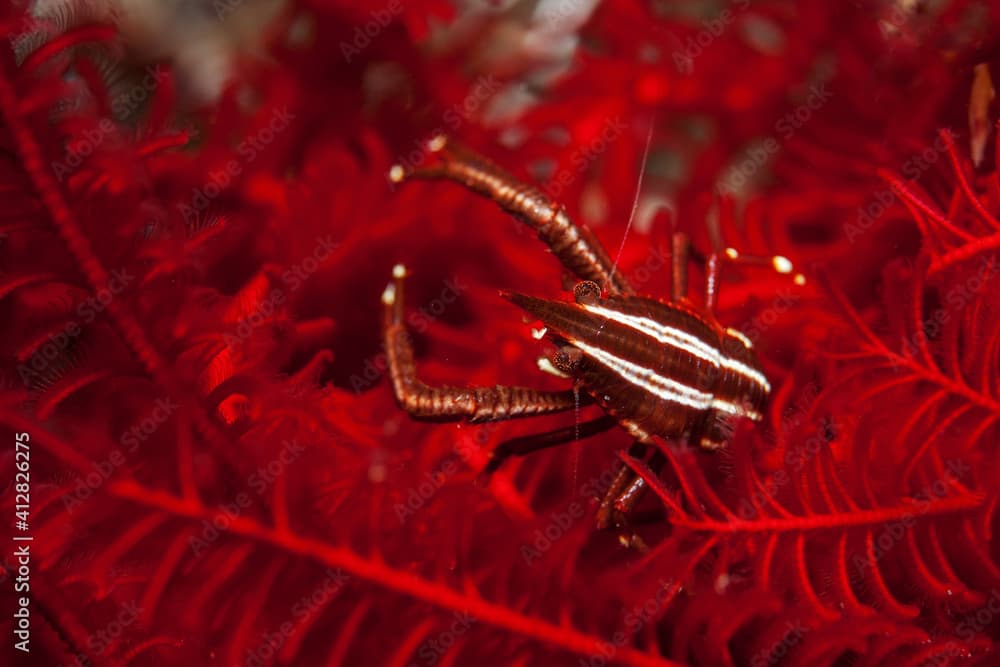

left=723, top=247, right=806, bottom=285
left=606, top=120, right=654, bottom=292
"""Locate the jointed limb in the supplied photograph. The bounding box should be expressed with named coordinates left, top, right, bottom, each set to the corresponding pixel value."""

left=672, top=232, right=723, bottom=313
left=684, top=236, right=802, bottom=315
left=593, top=441, right=655, bottom=551
left=595, top=443, right=667, bottom=530
left=390, top=136, right=634, bottom=296
left=382, top=264, right=580, bottom=422
left=670, top=232, right=690, bottom=303
left=483, top=415, right=618, bottom=474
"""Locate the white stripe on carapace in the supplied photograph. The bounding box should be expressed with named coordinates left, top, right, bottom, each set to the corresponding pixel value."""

left=573, top=340, right=760, bottom=420
left=581, top=304, right=771, bottom=393
left=711, top=398, right=761, bottom=421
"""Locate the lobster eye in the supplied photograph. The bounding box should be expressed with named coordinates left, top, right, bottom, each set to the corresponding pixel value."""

left=573, top=281, right=602, bottom=305
left=552, top=346, right=584, bottom=374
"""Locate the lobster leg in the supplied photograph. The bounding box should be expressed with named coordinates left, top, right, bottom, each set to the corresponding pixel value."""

left=685, top=234, right=801, bottom=314
left=483, top=415, right=618, bottom=474
left=382, top=264, right=579, bottom=422
left=596, top=446, right=647, bottom=530
left=593, top=442, right=657, bottom=551
left=390, top=136, right=634, bottom=297
left=672, top=231, right=724, bottom=315
left=670, top=232, right=690, bottom=302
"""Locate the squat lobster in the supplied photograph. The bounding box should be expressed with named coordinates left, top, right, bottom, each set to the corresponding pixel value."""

left=382, top=135, right=798, bottom=536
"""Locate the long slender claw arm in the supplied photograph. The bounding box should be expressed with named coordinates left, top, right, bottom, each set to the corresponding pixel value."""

left=390, top=137, right=634, bottom=297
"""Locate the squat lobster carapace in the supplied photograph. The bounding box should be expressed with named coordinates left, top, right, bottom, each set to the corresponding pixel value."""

left=383, top=135, right=801, bottom=541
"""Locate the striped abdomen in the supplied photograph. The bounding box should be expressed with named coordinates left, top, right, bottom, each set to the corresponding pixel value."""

left=505, top=292, right=770, bottom=448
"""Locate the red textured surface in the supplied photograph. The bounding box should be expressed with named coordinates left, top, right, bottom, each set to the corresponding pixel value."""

left=1, top=1, right=1000, bottom=666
